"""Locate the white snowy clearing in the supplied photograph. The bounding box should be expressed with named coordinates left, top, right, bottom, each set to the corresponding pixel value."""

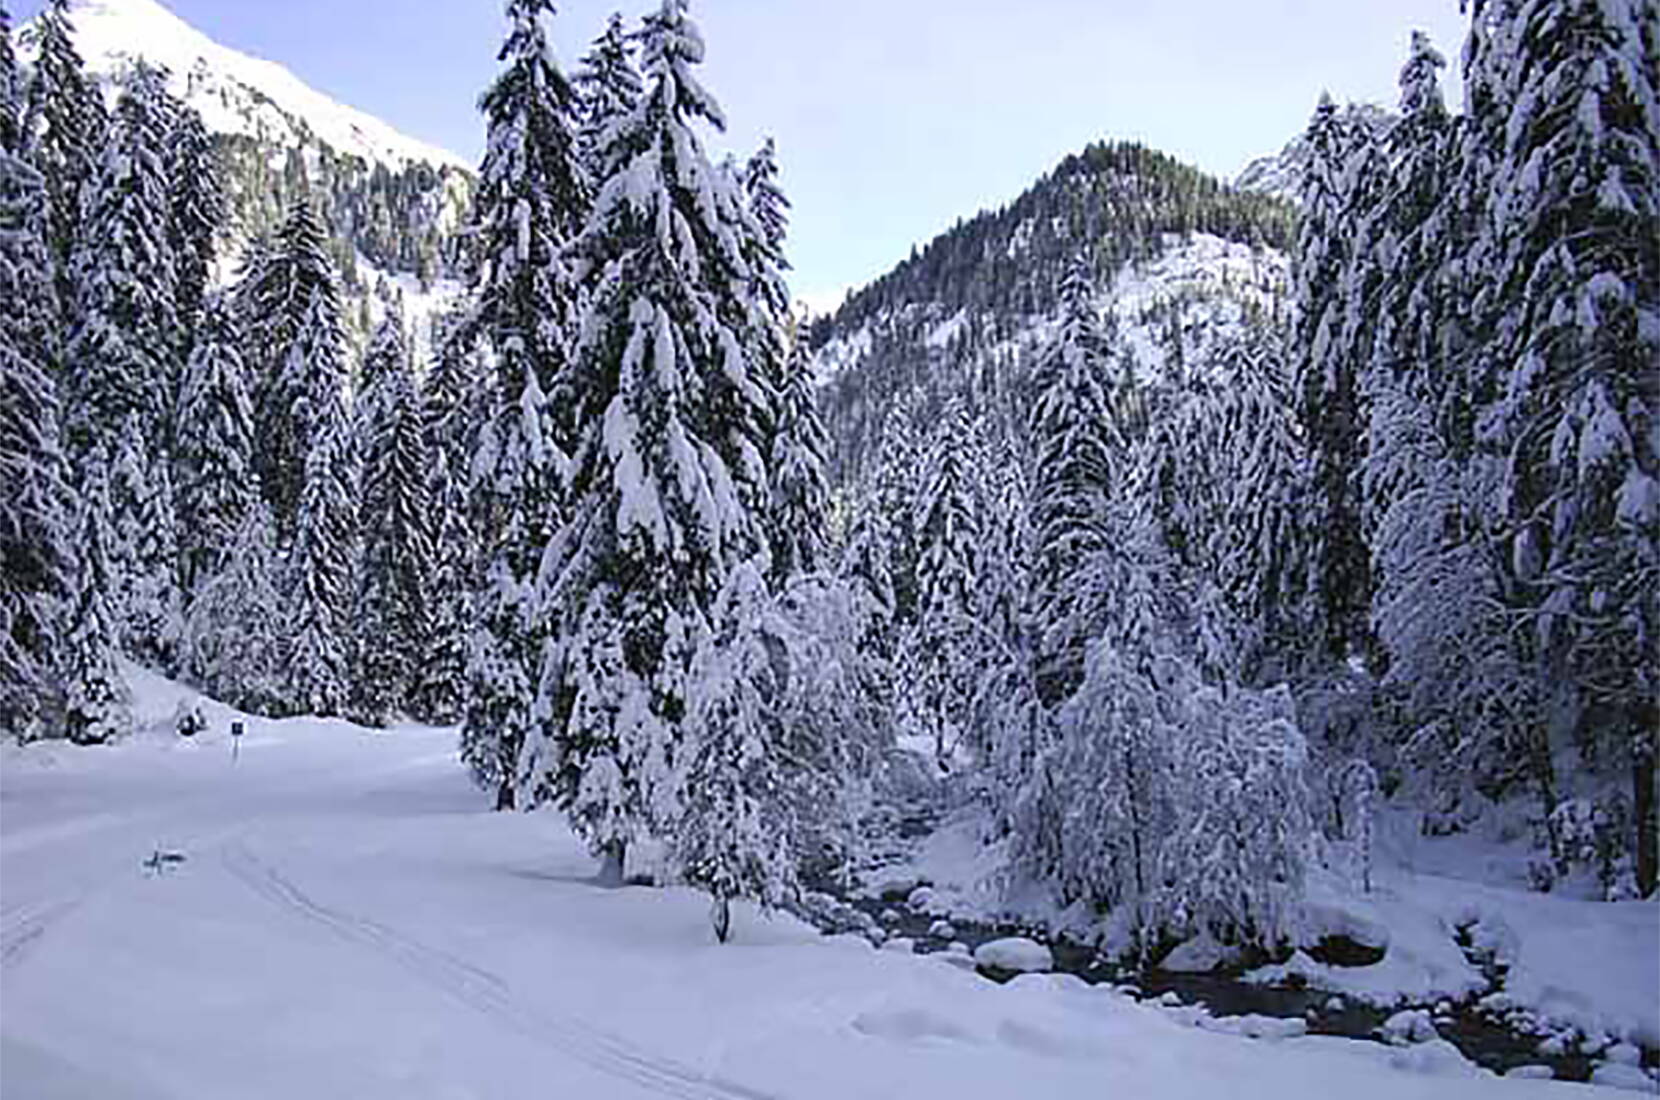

left=0, top=667, right=1630, bottom=1099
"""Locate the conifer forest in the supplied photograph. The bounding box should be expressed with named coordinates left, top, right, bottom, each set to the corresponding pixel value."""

left=1, top=1, right=1656, bottom=1096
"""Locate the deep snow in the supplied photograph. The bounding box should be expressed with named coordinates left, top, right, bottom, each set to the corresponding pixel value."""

left=0, top=668, right=1639, bottom=1098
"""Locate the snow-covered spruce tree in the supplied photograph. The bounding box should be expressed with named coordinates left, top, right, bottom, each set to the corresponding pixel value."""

left=166, top=100, right=223, bottom=351
left=0, top=20, right=72, bottom=737
left=673, top=561, right=795, bottom=941
left=1362, top=31, right=1454, bottom=561
left=769, top=334, right=831, bottom=583
left=1210, top=325, right=1309, bottom=681
left=530, top=0, right=775, bottom=883
left=174, top=300, right=257, bottom=594
left=1290, top=92, right=1372, bottom=667
left=414, top=310, right=478, bottom=724
left=64, top=62, right=179, bottom=462
left=740, top=136, right=792, bottom=402
left=870, top=393, right=923, bottom=626
left=60, top=452, right=131, bottom=745
left=572, top=11, right=641, bottom=181
left=911, top=396, right=983, bottom=770
left=106, top=414, right=180, bottom=668
left=21, top=0, right=104, bottom=298
left=1027, top=259, right=1123, bottom=703
left=1480, top=0, right=1659, bottom=895
left=461, top=0, right=586, bottom=810
left=353, top=310, right=434, bottom=725
left=240, top=196, right=346, bottom=538
left=283, top=293, right=358, bottom=717
left=182, top=504, right=285, bottom=714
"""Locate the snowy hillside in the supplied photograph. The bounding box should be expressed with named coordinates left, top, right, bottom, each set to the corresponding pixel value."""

left=21, top=0, right=468, bottom=172
left=816, top=232, right=1288, bottom=392
left=0, top=666, right=1613, bottom=1100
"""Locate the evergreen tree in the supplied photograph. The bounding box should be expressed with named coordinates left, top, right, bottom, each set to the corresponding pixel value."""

left=572, top=12, right=641, bottom=179
left=61, top=453, right=131, bottom=745
left=461, top=0, right=586, bottom=810
left=241, top=196, right=346, bottom=537
left=1212, top=327, right=1309, bottom=679
left=106, top=414, right=179, bottom=667
left=167, top=101, right=224, bottom=349
left=1290, top=93, right=1371, bottom=666
left=174, top=301, right=257, bottom=593
left=1027, top=261, right=1123, bottom=703
left=673, top=560, right=796, bottom=941
left=912, top=397, right=982, bottom=769
left=22, top=0, right=104, bottom=297
left=531, top=0, right=774, bottom=881
left=65, top=63, right=179, bottom=460
left=283, top=295, right=358, bottom=715
left=769, top=334, right=831, bottom=583
left=1482, top=0, right=1659, bottom=894
left=354, top=309, right=433, bottom=724
left=416, top=311, right=476, bottom=724
left=0, top=16, right=71, bottom=736
left=183, top=504, right=284, bottom=714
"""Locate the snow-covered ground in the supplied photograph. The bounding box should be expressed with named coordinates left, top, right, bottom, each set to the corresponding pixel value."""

left=0, top=669, right=1631, bottom=1098
left=900, top=802, right=1660, bottom=1058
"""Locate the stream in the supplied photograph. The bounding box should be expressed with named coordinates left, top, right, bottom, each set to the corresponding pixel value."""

left=801, top=869, right=1654, bottom=1086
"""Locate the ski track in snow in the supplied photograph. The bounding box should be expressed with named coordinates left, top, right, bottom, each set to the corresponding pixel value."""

left=220, top=840, right=776, bottom=1100
left=0, top=897, right=79, bottom=973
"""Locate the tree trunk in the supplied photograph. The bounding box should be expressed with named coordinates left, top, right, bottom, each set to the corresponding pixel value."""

left=597, top=839, right=626, bottom=888
left=495, top=777, right=515, bottom=812
left=1635, top=718, right=1657, bottom=899
left=711, top=894, right=731, bottom=944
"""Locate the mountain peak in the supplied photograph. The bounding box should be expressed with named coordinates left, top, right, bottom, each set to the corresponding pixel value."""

left=26, top=0, right=470, bottom=173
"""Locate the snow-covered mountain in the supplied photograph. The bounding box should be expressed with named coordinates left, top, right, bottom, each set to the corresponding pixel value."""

left=806, top=140, right=1294, bottom=478
left=18, top=0, right=474, bottom=355
left=22, top=0, right=469, bottom=173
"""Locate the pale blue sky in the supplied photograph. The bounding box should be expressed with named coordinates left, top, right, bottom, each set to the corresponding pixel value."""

left=19, top=0, right=1472, bottom=309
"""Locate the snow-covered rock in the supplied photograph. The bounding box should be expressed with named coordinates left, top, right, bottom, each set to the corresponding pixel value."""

left=973, top=938, right=1053, bottom=974
left=1381, top=1009, right=1439, bottom=1045
left=927, top=919, right=955, bottom=940
left=881, top=937, right=916, bottom=954
left=1608, top=1043, right=1645, bottom=1066
left=1591, top=1063, right=1659, bottom=1093
left=1161, top=931, right=1242, bottom=974
left=907, top=885, right=941, bottom=914
left=1505, top=1065, right=1555, bottom=1080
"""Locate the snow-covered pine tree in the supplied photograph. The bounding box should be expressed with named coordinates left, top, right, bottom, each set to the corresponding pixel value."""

left=354, top=308, right=433, bottom=724
left=1027, top=260, right=1123, bottom=703
left=241, top=196, right=346, bottom=538
left=1362, top=31, right=1454, bottom=548
left=174, top=300, right=257, bottom=593
left=21, top=0, right=104, bottom=299
left=1481, top=0, right=1659, bottom=895
left=1211, top=326, right=1309, bottom=681
left=531, top=0, right=774, bottom=882
left=871, top=392, right=923, bottom=625
left=106, top=414, right=180, bottom=668
left=1291, top=92, right=1372, bottom=667
left=0, top=2, right=19, bottom=156
left=461, top=0, right=586, bottom=810
left=182, top=503, right=284, bottom=714
left=572, top=11, right=641, bottom=180
left=674, top=560, right=795, bottom=941
left=283, top=292, right=358, bottom=716
left=912, top=396, right=982, bottom=770
left=769, top=333, right=831, bottom=583
left=415, top=310, right=477, bottom=724
left=60, top=451, right=131, bottom=745
left=64, top=62, right=179, bottom=462
left=0, top=14, right=72, bottom=737
left=166, top=100, right=223, bottom=350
